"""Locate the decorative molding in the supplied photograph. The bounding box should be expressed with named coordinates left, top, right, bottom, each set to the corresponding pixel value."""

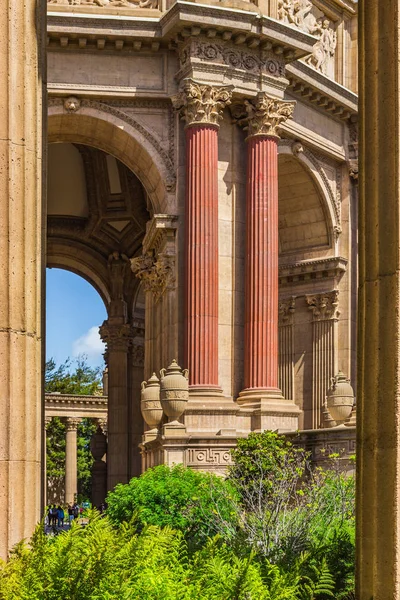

left=279, top=256, right=347, bottom=285
left=48, top=0, right=158, bottom=8
left=186, top=448, right=233, bottom=466
left=306, top=290, right=340, bottom=320
left=279, top=296, right=296, bottom=326
left=235, top=93, right=295, bottom=138
left=131, top=252, right=175, bottom=301
left=348, top=118, right=358, bottom=181
left=178, top=39, right=286, bottom=79
left=142, top=214, right=178, bottom=256
left=172, top=79, right=233, bottom=128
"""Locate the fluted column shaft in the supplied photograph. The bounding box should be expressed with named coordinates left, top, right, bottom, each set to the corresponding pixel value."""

left=0, top=0, right=45, bottom=559
left=65, top=419, right=79, bottom=505
left=244, top=136, right=280, bottom=391
left=185, top=124, right=220, bottom=389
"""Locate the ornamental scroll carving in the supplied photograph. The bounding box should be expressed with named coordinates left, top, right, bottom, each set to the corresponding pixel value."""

left=279, top=296, right=296, bottom=326
left=278, top=0, right=337, bottom=76
left=236, top=94, right=295, bottom=139
left=306, top=290, right=340, bottom=321
left=131, top=253, right=175, bottom=302
left=48, top=0, right=158, bottom=8
left=172, top=80, right=233, bottom=128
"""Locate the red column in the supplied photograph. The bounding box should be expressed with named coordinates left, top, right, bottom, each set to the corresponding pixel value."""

left=184, top=124, right=220, bottom=391
left=243, top=135, right=281, bottom=394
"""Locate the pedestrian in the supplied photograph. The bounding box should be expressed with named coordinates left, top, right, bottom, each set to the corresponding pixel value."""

left=51, top=504, right=58, bottom=527
left=68, top=503, right=73, bottom=524
left=47, top=505, right=52, bottom=527
left=73, top=502, right=79, bottom=521
left=57, top=505, right=64, bottom=528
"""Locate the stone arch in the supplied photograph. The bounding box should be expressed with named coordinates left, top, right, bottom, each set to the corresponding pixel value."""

left=47, top=239, right=111, bottom=308
left=48, top=100, right=175, bottom=215
left=278, top=141, right=339, bottom=251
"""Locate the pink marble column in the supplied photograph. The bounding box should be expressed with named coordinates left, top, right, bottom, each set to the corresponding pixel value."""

left=173, top=80, right=232, bottom=392
left=244, top=135, right=280, bottom=393
left=185, top=124, right=220, bottom=389
left=238, top=95, right=299, bottom=431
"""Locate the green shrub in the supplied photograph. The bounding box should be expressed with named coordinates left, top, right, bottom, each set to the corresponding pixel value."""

left=106, top=464, right=238, bottom=550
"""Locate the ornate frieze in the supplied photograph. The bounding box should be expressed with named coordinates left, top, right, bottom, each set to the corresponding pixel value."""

left=279, top=296, right=296, bottom=326
left=48, top=0, right=158, bottom=8
left=172, top=80, right=233, bottom=128
left=131, top=252, right=175, bottom=301
left=278, top=0, right=337, bottom=76
left=179, top=40, right=286, bottom=79
left=186, top=448, right=232, bottom=466
left=306, top=290, right=340, bottom=321
left=236, top=93, right=295, bottom=139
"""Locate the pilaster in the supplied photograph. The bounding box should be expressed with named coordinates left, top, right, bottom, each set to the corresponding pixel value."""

left=278, top=297, right=296, bottom=402
left=306, top=291, right=340, bottom=430
left=65, top=418, right=80, bottom=505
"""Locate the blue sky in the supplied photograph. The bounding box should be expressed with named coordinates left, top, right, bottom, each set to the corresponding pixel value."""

left=46, top=268, right=107, bottom=369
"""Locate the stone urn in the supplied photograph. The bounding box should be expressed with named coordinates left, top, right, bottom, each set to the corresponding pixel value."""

left=326, top=371, right=355, bottom=425
left=141, top=373, right=163, bottom=432
left=159, top=359, right=189, bottom=423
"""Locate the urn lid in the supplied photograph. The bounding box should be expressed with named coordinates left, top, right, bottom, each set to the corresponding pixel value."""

left=147, top=372, right=160, bottom=386
left=164, top=359, right=182, bottom=374
left=327, top=371, right=354, bottom=399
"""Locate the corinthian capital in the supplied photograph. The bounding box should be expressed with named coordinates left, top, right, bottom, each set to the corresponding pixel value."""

left=131, top=252, right=175, bottom=302
left=172, top=79, right=233, bottom=128
left=306, top=290, right=340, bottom=321
left=239, top=93, right=295, bottom=139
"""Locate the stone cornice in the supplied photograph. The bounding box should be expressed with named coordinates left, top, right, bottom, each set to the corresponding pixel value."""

left=286, top=60, right=358, bottom=121
left=279, top=256, right=347, bottom=285
left=45, top=393, right=108, bottom=419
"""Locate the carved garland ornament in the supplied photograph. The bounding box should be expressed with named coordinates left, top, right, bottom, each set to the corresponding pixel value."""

left=131, top=253, right=175, bottom=301
left=48, top=0, right=158, bottom=8
left=172, top=80, right=233, bottom=128
left=237, top=93, right=295, bottom=139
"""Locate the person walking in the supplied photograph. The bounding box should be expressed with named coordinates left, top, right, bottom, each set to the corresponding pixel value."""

left=67, top=503, right=73, bottom=524
left=57, top=505, right=64, bottom=529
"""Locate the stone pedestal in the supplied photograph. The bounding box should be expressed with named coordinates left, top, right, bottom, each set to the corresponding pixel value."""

left=237, top=94, right=299, bottom=431
left=65, top=418, right=80, bottom=505
left=0, top=0, right=45, bottom=560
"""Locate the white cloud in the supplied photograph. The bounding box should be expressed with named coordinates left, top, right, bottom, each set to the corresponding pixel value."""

left=72, top=326, right=105, bottom=361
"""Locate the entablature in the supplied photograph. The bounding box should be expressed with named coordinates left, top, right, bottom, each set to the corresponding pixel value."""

left=278, top=256, right=347, bottom=286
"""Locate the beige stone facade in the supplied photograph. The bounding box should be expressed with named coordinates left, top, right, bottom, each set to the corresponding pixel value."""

left=1, top=0, right=363, bottom=560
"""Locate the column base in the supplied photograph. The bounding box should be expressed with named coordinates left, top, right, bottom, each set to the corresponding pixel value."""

left=237, top=388, right=300, bottom=433
left=189, top=385, right=223, bottom=397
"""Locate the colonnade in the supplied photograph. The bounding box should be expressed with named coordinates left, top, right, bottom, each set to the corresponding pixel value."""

left=174, top=82, right=299, bottom=429
left=45, top=417, right=107, bottom=506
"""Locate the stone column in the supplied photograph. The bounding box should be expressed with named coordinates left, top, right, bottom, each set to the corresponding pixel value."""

left=65, top=418, right=80, bottom=505
left=100, top=322, right=131, bottom=490
left=90, top=421, right=107, bottom=508
left=357, top=1, right=400, bottom=597
left=0, top=0, right=45, bottom=559
left=173, top=80, right=232, bottom=393
left=306, top=291, right=339, bottom=430
left=278, top=297, right=296, bottom=402
left=237, top=94, right=299, bottom=431
left=44, top=417, right=52, bottom=507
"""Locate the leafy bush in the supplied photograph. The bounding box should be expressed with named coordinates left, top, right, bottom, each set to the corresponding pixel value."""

left=106, top=464, right=238, bottom=549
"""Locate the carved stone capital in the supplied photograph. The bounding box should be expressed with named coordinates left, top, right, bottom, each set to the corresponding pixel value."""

left=172, top=80, right=233, bottom=128
left=237, top=93, right=295, bottom=139
left=99, top=321, right=133, bottom=352
left=65, top=418, right=81, bottom=432
left=279, top=296, right=296, bottom=326
left=306, top=290, right=340, bottom=321
left=131, top=252, right=175, bottom=302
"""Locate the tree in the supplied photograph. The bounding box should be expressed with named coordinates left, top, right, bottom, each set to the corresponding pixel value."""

left=45, top=355, right=102, bottom=502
